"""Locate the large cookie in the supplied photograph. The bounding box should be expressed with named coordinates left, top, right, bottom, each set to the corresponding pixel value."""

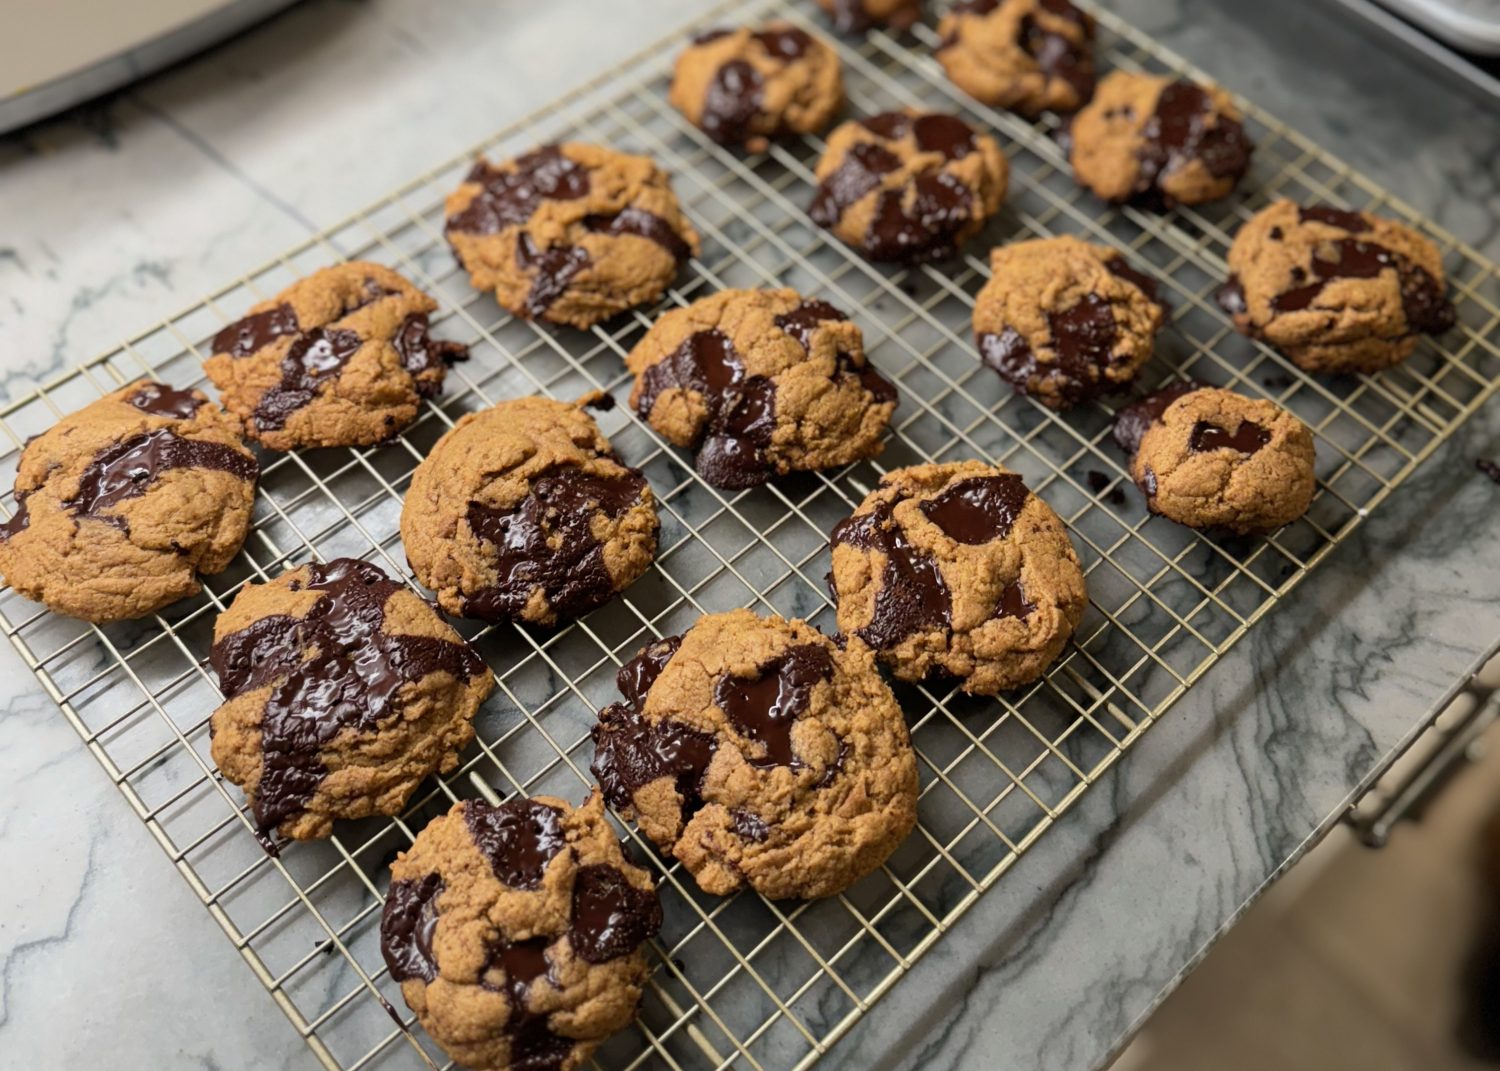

left=935, top=0, right=1096, bottom=117
left=1068, top=70, right=1253, bottom=208
left=381, top=793, right=660, bottom=1071
left=625, top=288, right=897, bottom=489
left=973, top=236, right=1167, bottom=409
left=810, top=110, right=1010, bottom=263
left=445, top=143, right=699, bottom=330
left=1218, top=201, right=1455, bottom=374
left=401, top=395, right=659, bottom=626
left=829, top=461, right=1087, bottom=694
left=205, top=261, right=467, bottom=450
left=209, top=557, right=492, bottom=842
left=1113, top=382, right=1316, bottom=533
left=591, top=609, right=919, bottom=900
left=0, top=380, right=257, bottom=622
left=669, top=24, right=844, bottom=151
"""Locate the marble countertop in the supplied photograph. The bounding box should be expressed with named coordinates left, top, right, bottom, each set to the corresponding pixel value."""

left=1, top=1, right=1496, bottom=1069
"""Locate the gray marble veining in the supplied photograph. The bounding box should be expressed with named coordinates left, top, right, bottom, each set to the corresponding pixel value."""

left=0, top=1, right=1496, bottom=1069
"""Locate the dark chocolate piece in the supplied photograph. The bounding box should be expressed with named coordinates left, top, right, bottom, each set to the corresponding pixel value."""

left=393, top=315, right=468, bottom=395
left=1111, top=380, right=1203, bottom=455
left=993, top=579, right=1036, bottom=621
left=465, top=798, right=567, bottom=889
left=1270, top=237, right=1454, bottom=334
left=831, top=498, right=951, bottom=648
left=446, top=147, right=591, bottom=235
left=918, top=473, right=1028, bottom=544
left=1298, top=205, right=1370, bottom=232
left=568, top=863, right=662, bottom=963
left=380, top=873, right=444, bottom=983
left=65, top=428, right=257, bottom=532
left=213, top=304, right=299, bottom=358
left=979, top=292, right=1122, bottom=406
left=252, top=328, right=364, bottom=431
left=701, top=59, right=764, bottom=147
left=713, top=643, right=835, bottom=768
left=516, top=232, right=592, bottom=319
left=1189, top=419, right=1270, bottom=454
left=1017, top=2, right=1095, bottom=103
left=129, top=382, right=206, bottom=420
left=1134, top=81, right=1252, bottom=205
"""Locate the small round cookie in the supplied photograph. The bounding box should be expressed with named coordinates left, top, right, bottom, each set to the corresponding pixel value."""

left=1112, top=382, right=1315, bottom=533
left=381, top=793, right=660, bottom=1071
left=402, top=395, right=658, bottom=626
left=590, top=609, right=918, bottom=900
left=626, top=289, right=897, bottom=489
left=205, top=262, right=468, bottom=451
left=669, top=24, right=844, bottom=151
left=973, top=236, right=1168, bottom=409
left=444, top=143, right=700, bottom=330
left=1218, top=201, right=1456, bottom=374
left=830, top=461, right=1087, bottom=694
left=935, top=0, right=1096, bottom=118
left=0, top=381, right=257, bottom=623
left=809, top=110, right=1010, bottom=263
left=818, top=0, right=923, bottom=34
left=1068, top=71, right=1253, bottom=208
left=210, top=558, right=492, bottom=842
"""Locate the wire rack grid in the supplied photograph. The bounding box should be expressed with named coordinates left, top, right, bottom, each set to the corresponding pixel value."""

left=2, top=1, right=1498, bottom=1069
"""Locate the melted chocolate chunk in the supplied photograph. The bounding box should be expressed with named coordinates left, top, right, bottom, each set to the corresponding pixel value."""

left=1135, top=81, right=1252, bottom=204
left=65, top=428, right=257, bottom=531
left=252, top=327, right=364, bottom=431
left=213, top=304, right=299, bottom=358
left=865, top=173, right=973, bottom=262
left=702, top=59, right=765, bottom=148
left=994, top=578, right=1035, bottom=620
left=831, top=499, right=951, bottom=648
left=569, top=863, right=662, bottom=963
left=380, top=873, right=444, bottom=983
left=583, top=206, right=695, bottom=261
left=636, top=329, right=778, bottom=489
left=1271, top=238, right=1455, bottom=334
left=516, top=232, right=592, bottom=319
left=713, top=643, right=835, bottom=768
left=809, top=142, right=902, bottom=228
left=1017, top=6, right=1095, bottom=103
left=210, top=558, right=485, bottom=836
left=732, top=809, right=771, bottom=841
left=1298, top=205, right=1370, bottom=232
left=129, top=382, right=205, bottom=420
left=829, top=0, right=922, bottom=33
left=919, top=474, right=1029, bottom=544
left=483, top=936, right=572, bottom=1071
left=463, top=466, right=648, bottom=623
left=393, top=314, right=468, bottom=394
left=1189, top=419, right=1270, bottom=454
left=466, top=798, right=567, bottom=889
left=1110, top=380, right=1203, bottom=454
left=1216, top=276, right=1248, bottom=319
left=979, top=292, right=1121, bottom=405
left=755, top=27, right=812, bottom=59
left=591, top=635, right=719, bottom=811
left=858, top=112, right=976, bottom=160
left=774, top=298, right=849, bottom=350
left=447, top=147, right=591, bottom=235
left=1103, top=256, right=1169, bottom=315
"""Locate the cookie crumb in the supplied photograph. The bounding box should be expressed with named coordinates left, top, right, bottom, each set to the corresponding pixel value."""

left=1477, top=458, right=1500, bottom=484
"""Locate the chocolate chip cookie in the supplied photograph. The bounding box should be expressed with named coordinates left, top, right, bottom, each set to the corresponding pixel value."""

left=1113, top=382, right=1315, bottom=533
left=210, top=558, right=492, bottom=842
left=669, top=24, right=844, bottom=151
left=1218, top=201, right=1456, bottom=374
left=936, top=0, right=1096, bottom=118
left=204, top=262, right=467, bottom=451
left=1068, top=71, right=1253, bottom=208
left=818, top=0, right=923, bottom=34
left=830, top=461, right=1087, bottom=694
left=401, top=395, right=658, bottom=627
left=445, top=143, right=700, bottom=331
left=381, top=793, right=660, bottom=1071
left=973, top=236, right=1168, bottom=409
left=626, top=288, right=897, bottom=489
left=810, top=110, right=1009, bottom=263
left=591, top=609, right=918, bottom=900
left=0, top=381, right=257, bottom=623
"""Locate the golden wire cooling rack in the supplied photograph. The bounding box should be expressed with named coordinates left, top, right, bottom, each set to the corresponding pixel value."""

left=2, top=1, right=1498, bottom=1068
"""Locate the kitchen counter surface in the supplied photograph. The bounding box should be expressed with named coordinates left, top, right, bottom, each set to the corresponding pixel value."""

left=1, top=1, right=1496, bottom=1068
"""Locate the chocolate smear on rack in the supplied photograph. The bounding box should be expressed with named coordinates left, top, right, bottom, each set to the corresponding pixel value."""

left=1111, top=380, right=1204, bottom=455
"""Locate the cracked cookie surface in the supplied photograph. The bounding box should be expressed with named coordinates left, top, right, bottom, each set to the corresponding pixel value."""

left=210, top=557, right=492, bottom=843
left=829, top=461, right=1087, bottom=694
left=1218, top=201, right=1455, bottom=374
left=590, top=609, right=919, bottom=900
left=973, top=236, right=1167, bottom=409
left=381, top=793, right=660, bottom=1071
left=810, top=110, right=1009, bottom=263
left=1068, top=70, right=1253, bottom=208
left=669, top=24, right=844, bottom=151
left=205, top=261, right=467, bottom=450
left=626, top=288, right=897, bottom=489
left=0, top=380, right=257, bottom=622
left=401, top=395, right=659, bottom=627
left=936, top=0, right=1096, bottom=117
left=818, top=0, right=923, bottom=34
left=445, top=143, right=699, bottom=331
left=1113, top=382, right=1316, bottom=533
